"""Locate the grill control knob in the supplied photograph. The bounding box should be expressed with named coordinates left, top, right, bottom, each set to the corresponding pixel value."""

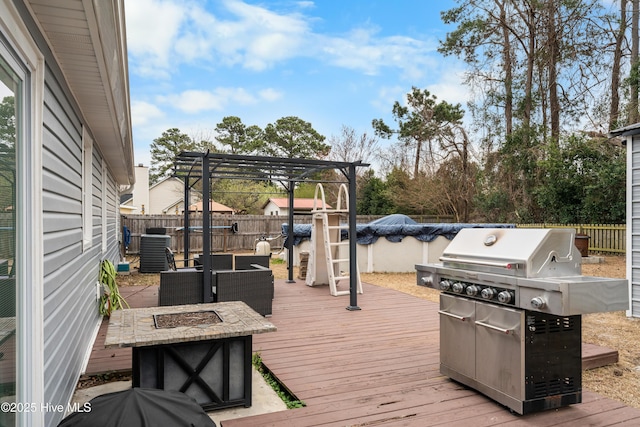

left=531, top=297, right=546, bottom=309
left=481, top=288, right=496, bottom=300
left=439, top=280, right=452, bottom=291
left=452, top=282, right=466, bottom=294
left=497, top=290, right=514, bottom=304
left=465, top=285, right=480, bottom=297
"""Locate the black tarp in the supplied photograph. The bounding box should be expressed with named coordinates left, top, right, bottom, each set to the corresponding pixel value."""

left=57, top=388, right=217, bottom=427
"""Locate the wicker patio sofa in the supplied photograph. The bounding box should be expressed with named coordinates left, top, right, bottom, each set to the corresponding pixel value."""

left=233, top=254, right=270, bottom=270
left=193, top=253, right=233, bottom=270
left=158, top=263, right=274, bottom=316
left=213, top=265, right=274, bottom=316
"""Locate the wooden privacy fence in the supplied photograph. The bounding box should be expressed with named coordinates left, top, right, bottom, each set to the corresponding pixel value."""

left=122, top=215, right=626, bottom=255
left=122, top=214, right=300, bottom=254
left=121, top=214, right=451, bottom=255
left=517, top=223, right=626, bottom=254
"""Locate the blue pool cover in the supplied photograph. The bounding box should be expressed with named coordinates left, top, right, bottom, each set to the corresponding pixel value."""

left=282, top=214, right=514, bottom=246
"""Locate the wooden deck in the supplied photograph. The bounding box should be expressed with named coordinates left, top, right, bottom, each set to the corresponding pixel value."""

left=84, top=284, right=159, bottom=376
left=86, top=279, right=640, bottom=426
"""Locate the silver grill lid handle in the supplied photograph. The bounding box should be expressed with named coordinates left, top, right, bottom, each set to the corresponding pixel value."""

left=439, top=256, right=523, bottom=271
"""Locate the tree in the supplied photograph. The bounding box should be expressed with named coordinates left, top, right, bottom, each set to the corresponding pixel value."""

left=327, top=125, right=378, bottom=165
left=214, top=116, right=264, bottom=154
left=325, top=125, right=378, bottom=204
left=440, top=0, right=608, bottom=141
left=210, top=179, right=272, bottom=214
left=149, top=128, right=197, bottom=184
left=384, top=167, right=436, bottom=216
left=357, top=169, right=395, bottom=215
left=0, top=96, right=15, bottom=147
left=0, top=96, right=16, bottom=212
left=535, top=135, right=626, bottom=223
left=609, top=0, right=627, bottom=129
left=439, top=0, right=520, bottom=138
left=631, top=0, right=640, bottom=123
left=372, top=87, right=464, bottom=177
left=261, top=116, right=329, bottom=158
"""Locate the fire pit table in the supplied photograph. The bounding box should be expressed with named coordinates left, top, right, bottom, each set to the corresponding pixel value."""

left=104, top=301, right=276, bottom=411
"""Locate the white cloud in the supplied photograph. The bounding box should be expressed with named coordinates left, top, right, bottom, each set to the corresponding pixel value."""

left=259, top=88, right=283, bottom=102
left=126, top=0, right=311, bottom=74
left=296, top=1, right=315, bottom=9
left=426, top=68, right=469, bottom=106
left=157, top=87, right=282, bottom=113
left=131, top=100, right=164, bottom=126
left=318, top=26, right=439, bottom=79
left=125, top=0, right=439, bottom=78
left=371, top=85, right=405, bottom=114
left=125, top=0, right=188, bottom=75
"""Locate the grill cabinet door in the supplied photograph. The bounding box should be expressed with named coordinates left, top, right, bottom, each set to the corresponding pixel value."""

left=439, top=294, right=476, bottom=379
left=475, top=301, right=524, bottom=401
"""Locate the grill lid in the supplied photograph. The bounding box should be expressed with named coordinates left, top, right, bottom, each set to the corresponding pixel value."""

left=440, top=228, right=581, bottom=278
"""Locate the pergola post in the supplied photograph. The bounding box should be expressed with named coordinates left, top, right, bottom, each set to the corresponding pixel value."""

left=347, top=163, right=361, bottom=311
left=202, top=154, right=213, bottom=303
left=286, top=181, right=295, bottom=283
left=183, top=179, right=190, bottom=267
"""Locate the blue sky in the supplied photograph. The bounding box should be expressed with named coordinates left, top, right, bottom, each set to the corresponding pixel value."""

left=124, top=0, right=465, bottom=168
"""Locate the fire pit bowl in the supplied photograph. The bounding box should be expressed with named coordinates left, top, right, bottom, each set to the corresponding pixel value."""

left=154, top=310, right=222, bottom=329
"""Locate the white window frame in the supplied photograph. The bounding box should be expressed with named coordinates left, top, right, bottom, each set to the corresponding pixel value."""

left=0, top=1, right=45, bottom=426
left=82, top=127, right=93, bottom=251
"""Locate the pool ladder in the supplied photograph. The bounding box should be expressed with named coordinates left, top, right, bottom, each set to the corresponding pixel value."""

left=305, top=183, right=362, bottom=296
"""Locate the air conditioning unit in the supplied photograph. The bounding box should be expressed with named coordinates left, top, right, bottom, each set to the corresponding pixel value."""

left=139, top=234, right=170, bottom=273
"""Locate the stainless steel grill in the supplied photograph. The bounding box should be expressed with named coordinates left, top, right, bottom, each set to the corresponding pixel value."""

left=415, top=228, right=628, bottom=414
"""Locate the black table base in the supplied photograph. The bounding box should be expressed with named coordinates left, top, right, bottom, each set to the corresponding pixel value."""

left=132, top=335, right=252, bottom=411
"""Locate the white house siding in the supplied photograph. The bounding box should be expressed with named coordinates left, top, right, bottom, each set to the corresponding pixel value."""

left=2, top=1, right=132, bottom=425
left=263, top=200, right=285, bottom=216
left=149, top=177, right=185, bottom=214
left=41, top=67, right=120, bottom=424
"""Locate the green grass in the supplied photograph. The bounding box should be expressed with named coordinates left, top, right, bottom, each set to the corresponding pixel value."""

left=252, top=352, right=306, bottom=409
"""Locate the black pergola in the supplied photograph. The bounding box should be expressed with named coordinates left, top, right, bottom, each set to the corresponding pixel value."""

left=172, top=151, right=369, bottom=310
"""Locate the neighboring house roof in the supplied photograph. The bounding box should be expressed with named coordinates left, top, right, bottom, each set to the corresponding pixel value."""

left=163, top=199, right=184, bottom=214
left=610, top=122, right=640, bottom=137
left=28, top=0, right=134, bottom=185
left=188, top=200, right=234, bottom=214
left=263, top=198, right=332, bottom=210
left=120, top=204, right=137, bottom=214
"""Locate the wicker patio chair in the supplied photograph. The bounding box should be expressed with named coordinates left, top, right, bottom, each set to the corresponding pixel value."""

left=158, top=270, right=203, bottom=306
left=234, top=254, right=270, bottom=270
left=213, top=266, right=274, bottom=316
left=165, top=247, right=178, bottom=271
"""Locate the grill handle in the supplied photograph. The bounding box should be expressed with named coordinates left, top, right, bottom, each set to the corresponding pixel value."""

left=475, top=320, right=514, bottom=335
left=439, top=256, right=523, bottom=270
left=438, top=310, right=467, bottom=322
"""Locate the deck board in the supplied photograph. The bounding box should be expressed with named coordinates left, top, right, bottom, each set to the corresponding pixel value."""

left=83, top=279, right=640, bottom=426
left=222, top=280, right=640, bottom=426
